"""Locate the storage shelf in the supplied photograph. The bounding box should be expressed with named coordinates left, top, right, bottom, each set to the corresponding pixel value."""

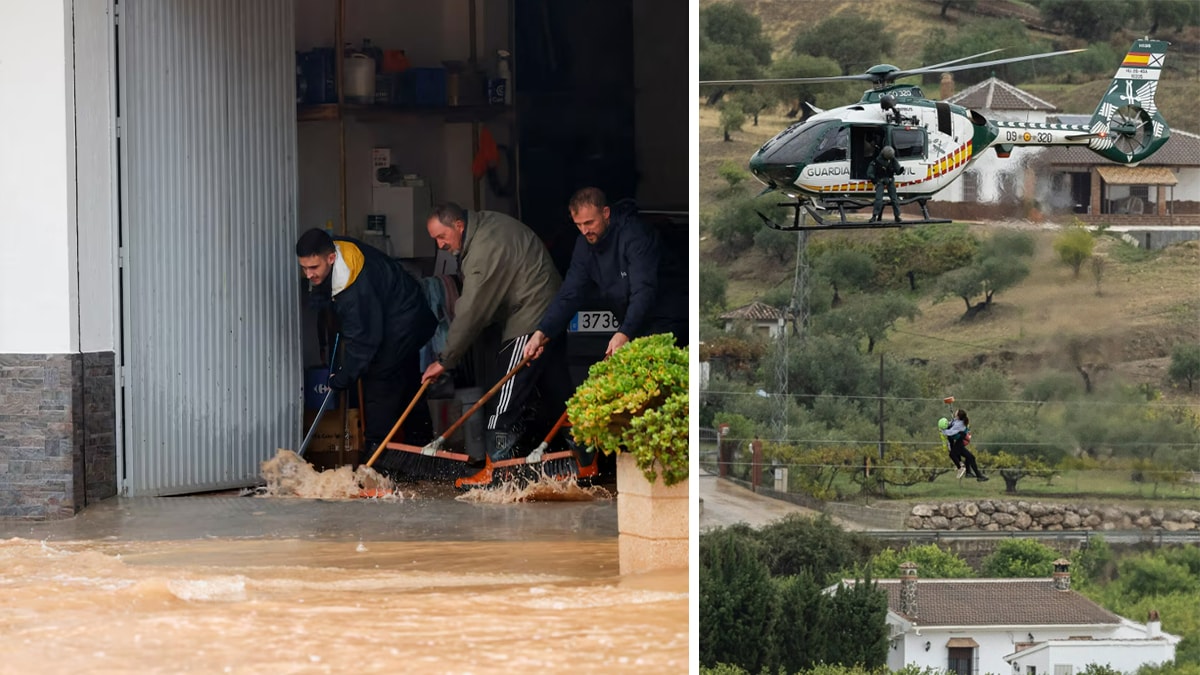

left=298, top=103, right=512, bottom=124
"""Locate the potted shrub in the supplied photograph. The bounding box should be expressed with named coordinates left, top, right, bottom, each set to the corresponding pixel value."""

left=566, top=333, right=689, bottom=573
left=566, top=333, right=688, bottom=486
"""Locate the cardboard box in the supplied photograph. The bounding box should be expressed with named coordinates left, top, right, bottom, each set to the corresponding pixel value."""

left=303, top=407, right=362, bottom=471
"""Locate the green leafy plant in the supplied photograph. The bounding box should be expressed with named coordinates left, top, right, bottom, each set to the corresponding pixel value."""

left=567, top=333, right=689, bottom=486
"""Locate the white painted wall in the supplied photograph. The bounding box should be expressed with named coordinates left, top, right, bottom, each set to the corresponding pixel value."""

left=1011, top=640, right=1177, bottom=675
left=72, top=0, right=117, bottom=353
left=0, top=1, right=75, bottom=353
left=889, top=623, right=1172, bottom=675
left=1172, top=167, right=1200, bottom=205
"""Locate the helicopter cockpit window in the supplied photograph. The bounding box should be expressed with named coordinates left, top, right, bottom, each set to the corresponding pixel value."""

left=757, top=120, right=838, bottom=166
left=812, top=126, right=849, bottom=163
left=891, top=128, right=926, bottom=160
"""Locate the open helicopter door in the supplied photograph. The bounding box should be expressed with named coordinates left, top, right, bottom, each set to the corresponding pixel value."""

left=850, top=127, right=886, bottom=180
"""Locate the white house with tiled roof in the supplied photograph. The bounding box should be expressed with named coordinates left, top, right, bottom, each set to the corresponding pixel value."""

left=872, top=561, right=1179, bottom=675
left=719, top=301, right=786, bottom=338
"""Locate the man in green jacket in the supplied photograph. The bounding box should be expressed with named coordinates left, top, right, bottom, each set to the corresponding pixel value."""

left=421, top=202, right=570, bottom=463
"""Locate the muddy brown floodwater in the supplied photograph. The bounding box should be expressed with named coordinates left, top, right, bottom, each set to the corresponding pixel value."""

left=0, top=452, right=689, bottom=674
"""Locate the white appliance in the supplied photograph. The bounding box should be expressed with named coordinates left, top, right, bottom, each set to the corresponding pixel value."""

left=371, top=184, right=434, bottom=259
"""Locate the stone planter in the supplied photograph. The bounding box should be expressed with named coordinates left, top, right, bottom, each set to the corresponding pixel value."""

left=616, top=452, right=689, bottom=575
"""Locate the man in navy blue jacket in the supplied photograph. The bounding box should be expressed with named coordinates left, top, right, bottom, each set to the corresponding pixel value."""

left=522, top=187, right=688, bottom=362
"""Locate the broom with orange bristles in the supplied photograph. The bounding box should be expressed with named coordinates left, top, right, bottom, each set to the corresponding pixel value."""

left=374, top=345, right=545, bottom=480
left=454, top=408, right=599, bottom=490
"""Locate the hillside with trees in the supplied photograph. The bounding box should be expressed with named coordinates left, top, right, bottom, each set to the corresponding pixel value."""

left=698, top=0, right=1200, bottom=503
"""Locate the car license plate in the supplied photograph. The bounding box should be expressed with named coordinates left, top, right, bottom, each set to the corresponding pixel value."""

left=569, top=311, right=620, bottom=333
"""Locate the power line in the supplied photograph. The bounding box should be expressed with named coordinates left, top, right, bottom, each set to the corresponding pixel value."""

left=703, top=390, right=1200, bottom=408
left=708, top=436, right=1199, bottom=449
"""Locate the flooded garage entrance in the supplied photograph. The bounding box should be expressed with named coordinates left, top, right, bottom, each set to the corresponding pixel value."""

left=0, top=490, right=688, bottom=673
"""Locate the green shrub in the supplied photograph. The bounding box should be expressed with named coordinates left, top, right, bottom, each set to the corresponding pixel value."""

left=567, top=334, right=689, bottom=486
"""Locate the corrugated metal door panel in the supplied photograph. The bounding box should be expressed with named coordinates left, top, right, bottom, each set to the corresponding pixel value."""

left=120, top=0, right=299, bottom=496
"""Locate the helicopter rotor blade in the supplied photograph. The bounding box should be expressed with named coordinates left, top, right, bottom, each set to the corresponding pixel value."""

left=918, top=49, right=1005, bottom=71
left=700, top=74, right=876, bottom=86
left=892, top=48, right=1087, bottom=80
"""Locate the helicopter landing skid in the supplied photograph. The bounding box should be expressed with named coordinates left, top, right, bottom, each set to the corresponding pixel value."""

left=757, top=197, right=951, bottom=231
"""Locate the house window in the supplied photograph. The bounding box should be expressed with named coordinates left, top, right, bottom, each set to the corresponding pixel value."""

left=1055, top=665, right=1073, bottom=675
left=1027, top=667, right=1037, bottom=675
left=963, top=171, right=979, bottom=202
left=1130, top=185, right=1149, bottom=200
left=948, top=647, right=974, bottom=675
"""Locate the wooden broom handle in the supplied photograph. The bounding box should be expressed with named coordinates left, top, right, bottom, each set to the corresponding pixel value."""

left=364, top=379, right=431, bottom=468
left=440, top=338, right=546, bottom=440
left=541, top=408, right=571, bottom=444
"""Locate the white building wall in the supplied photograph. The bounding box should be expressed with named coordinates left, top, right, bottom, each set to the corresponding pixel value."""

left=1170, top=167, right=1200, bottom=204
left=0, top=2, right=75, bottom=353
left=1012, top=641, right=1177, bottom=675
left=72, top=0, right=118, bottom=353
left=893, top=625, right=1139, bottom=675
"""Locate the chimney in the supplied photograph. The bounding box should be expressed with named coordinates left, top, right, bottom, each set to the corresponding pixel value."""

left=900, top=561, right=918, bottom=617
left=1053, top=559, right=1071, bottom=591
left=940, top=72, right=954, bottom=100
left=1148, top=609, right=1161, bottom=638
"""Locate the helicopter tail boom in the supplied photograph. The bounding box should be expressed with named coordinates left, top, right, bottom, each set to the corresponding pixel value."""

left=978, top=40, right=1170, bottom=166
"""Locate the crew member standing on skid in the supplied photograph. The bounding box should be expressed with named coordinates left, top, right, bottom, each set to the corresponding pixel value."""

left=867, top=145, right=904, bottom=224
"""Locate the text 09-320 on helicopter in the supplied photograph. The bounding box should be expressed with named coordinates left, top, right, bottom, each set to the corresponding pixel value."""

left=702, top=40, right=1171, bottom=230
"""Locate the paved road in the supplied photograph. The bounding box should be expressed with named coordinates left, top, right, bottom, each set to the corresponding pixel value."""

left=699, top=470, right=859, bottom=531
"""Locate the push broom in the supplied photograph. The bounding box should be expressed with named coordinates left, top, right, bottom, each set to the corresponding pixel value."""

left=454, top=408, right=599, bottom=490
left=296, top=333, right=340, bottom=459
left=379, top=343, right=545, bottom=479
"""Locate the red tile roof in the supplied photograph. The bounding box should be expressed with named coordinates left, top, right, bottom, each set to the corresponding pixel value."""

left=719, top=301, right=784, bottom=321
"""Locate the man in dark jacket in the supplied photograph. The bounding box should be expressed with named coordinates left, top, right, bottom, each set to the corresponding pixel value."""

left=420, top=203, right=570, bottom=462
left=296, top=228, right=436, bottom=461
left=522, top=187, right=688, bottom=363
left=867, top=145, right=904, bottom=223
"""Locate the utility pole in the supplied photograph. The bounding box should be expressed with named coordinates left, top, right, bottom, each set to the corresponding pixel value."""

left=774, top=219, right=810, bottom=441
left=878, top=353, right=885, bottom=461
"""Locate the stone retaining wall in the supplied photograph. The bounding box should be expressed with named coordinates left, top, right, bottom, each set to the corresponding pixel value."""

left=907, top=500, right=1200, bottom=532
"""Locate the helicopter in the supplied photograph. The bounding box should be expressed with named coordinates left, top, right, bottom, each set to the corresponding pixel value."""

left=702, top=39, right=1171, bottom=230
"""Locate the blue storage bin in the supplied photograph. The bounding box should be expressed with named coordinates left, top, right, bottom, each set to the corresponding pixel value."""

left=408, top=67, right=446, bottom=106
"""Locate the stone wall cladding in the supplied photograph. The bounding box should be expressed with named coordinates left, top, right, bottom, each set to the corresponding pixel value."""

left=82, top=352, right=117, bottom=504
left=0, top=352, right=116, bottom=520
left=907, top=500, right=1200, bottom=532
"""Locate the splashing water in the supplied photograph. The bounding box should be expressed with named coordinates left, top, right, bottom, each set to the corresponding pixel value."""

left=256, top=449, right=412, bottom=500
left=457, top=469, right=613, bottom=504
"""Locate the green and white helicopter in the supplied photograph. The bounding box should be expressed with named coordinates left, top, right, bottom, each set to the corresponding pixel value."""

left=703, top=39, right=1171, bottom=230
